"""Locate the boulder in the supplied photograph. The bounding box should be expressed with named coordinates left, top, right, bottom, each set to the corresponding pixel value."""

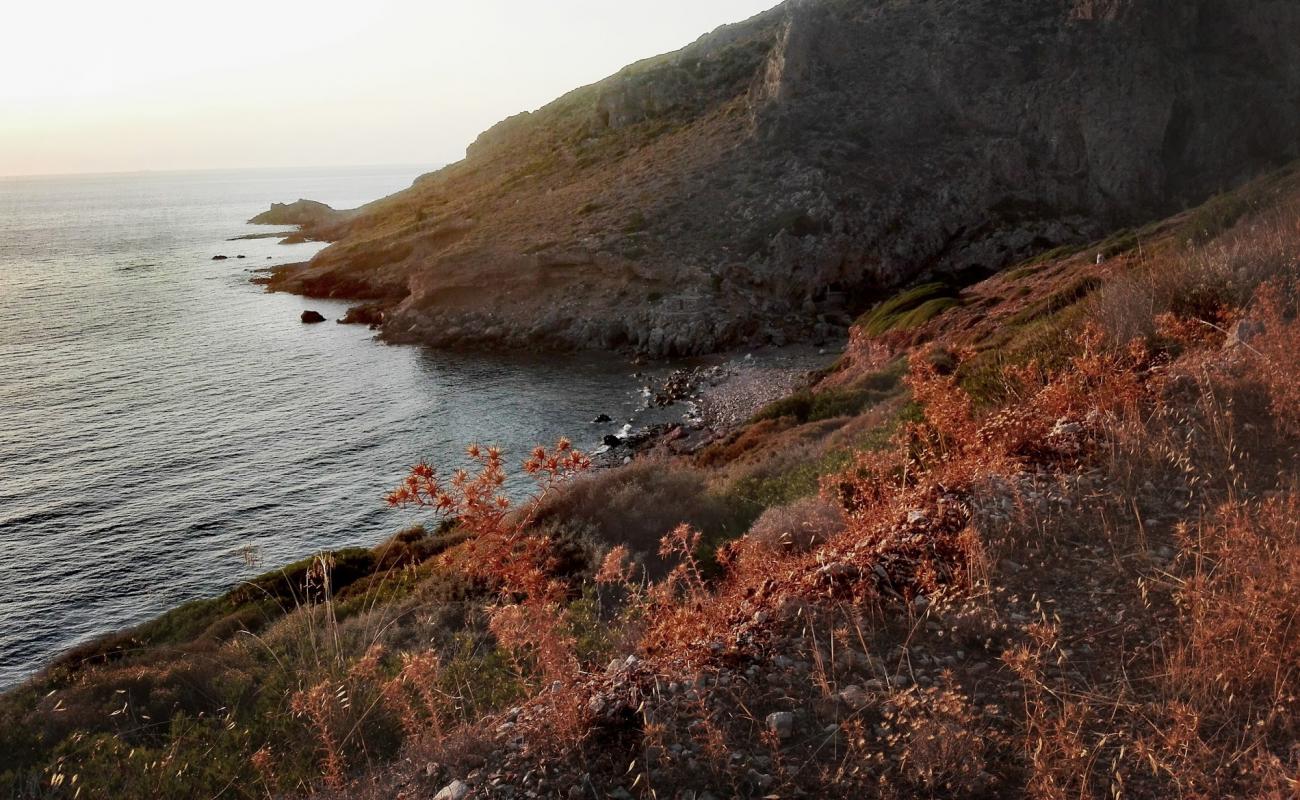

left=300, top=310, right=327, bottom=324
left=766, top=711, right=795, bottom=740
left=433, top=780, right=470, bottom=800
left=838, top=684, right=869, bottom=708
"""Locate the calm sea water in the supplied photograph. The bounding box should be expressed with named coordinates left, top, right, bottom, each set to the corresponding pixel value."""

left=0, top=167, right=655, bottom=689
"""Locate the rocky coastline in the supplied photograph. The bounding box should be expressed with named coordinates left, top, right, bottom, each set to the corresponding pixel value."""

left=251, top=0, right=1300, bottom=358
left=588, top=344, right=838, bottom=466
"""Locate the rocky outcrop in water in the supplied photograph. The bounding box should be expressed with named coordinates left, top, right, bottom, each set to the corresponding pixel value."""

left=263, top=0, right=1300, bottom=356
left=247, top=199, right=359, bottom=247
left=249, top=199, right=343, bottom=227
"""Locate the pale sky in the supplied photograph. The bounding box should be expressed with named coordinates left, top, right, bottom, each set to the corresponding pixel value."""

left=0, top=0, right=780, bottom=177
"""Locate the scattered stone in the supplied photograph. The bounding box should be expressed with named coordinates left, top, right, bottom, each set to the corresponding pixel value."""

left=592, top=413, right=613, bottom=424
left=300, top=310, right=327, bottom=324
left=1225, top=318, right=1266, bottom=348
left=434, top=779, right=470, bottom=800
left=211, top=255, right=228, bottom=261
left=1051, top=419, right=1085, bottom=437
left=766, top=711, right=795, bottom=739
left=838, top=684, right=868, bottom=708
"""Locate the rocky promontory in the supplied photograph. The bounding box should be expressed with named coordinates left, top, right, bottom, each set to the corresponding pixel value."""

left=245, top=199, right=358, bottom=245
left=261, top=0, right=1300, bottom=356
left=248, top=199, right=347, bottom=228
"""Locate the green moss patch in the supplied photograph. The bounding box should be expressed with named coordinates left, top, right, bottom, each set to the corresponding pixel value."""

left=856, top=283, right=962, bottom=337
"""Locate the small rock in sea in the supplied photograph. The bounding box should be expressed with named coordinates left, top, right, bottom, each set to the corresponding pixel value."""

left=300, top=310, right=327, bottom=324
left=211, top=255, right=228, bottom=261
left=766, top=711, right=795, bottom=739
left=434, top=779, right=470, bottom=800
left=592, top=413, right=613, bottom=424
left=236, top=255, right=246, bottom=259
left=603, top=434, right=622, bottom=448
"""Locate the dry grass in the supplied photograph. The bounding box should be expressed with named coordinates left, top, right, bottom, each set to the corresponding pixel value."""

left=9, top=170, right=1300, bottom=800
left=530, top=457, right=747, bottom=575
left=746, top=496, right=846, bottom=554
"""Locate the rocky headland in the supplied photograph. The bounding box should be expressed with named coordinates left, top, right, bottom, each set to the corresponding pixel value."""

left=256, top=0, right=1300, bottom=357
left=245, top=199, right=358, bottom=245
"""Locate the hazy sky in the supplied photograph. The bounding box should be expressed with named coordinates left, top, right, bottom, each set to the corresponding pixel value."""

left=0, top=0, right=781, bottom=177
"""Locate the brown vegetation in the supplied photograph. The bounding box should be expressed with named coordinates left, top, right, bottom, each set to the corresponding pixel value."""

left=5, top=166, right=1300, bottom=799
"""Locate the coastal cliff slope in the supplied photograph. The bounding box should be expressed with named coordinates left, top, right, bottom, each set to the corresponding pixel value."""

left=264, top=0, right=1300, bottom=355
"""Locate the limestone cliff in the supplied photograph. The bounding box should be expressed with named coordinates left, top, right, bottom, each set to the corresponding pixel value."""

left=263, top=0, right=1300, bottom=355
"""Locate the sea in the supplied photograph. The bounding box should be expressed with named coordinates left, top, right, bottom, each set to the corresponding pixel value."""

left=0, top=166, right=663, bottom=690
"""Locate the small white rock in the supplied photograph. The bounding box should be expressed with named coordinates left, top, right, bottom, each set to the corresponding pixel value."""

left=434, top=779, right=470, bottom=800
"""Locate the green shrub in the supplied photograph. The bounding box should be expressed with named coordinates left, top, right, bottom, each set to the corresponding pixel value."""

left=530, top=460, right=748, bottom=577
left=1005, top=276, right=1103, bottom=327
left=752, top=360, right=906, bottom=425
left=1005, top=244, right=1084, bottom=279
left=857, top=283, right=961, bottom=337
left=724, top=406, right=905, bottom=514
left=1179, top=192, right=1254, bottom=245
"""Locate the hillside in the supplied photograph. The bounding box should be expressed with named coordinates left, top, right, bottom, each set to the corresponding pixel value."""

left=261, top=0, right=1300, bottom=356
left=6, top=161, right=1300, bottom=798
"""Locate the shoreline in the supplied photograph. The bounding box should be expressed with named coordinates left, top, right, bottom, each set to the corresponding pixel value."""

left=0, top=332, right=840, bottom=695
left=591, top=343, right=842, bottom=465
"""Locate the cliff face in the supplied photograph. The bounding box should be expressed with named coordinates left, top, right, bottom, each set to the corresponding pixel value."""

left=264, top=0, right=1300, bottom=355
